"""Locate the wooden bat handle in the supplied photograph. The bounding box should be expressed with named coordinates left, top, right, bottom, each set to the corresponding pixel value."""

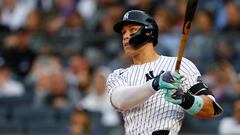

left=175, top=21, right=191, bottom=72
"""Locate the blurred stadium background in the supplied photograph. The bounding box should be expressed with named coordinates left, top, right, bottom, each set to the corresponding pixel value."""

left=0, top=0, right=240, bottom=135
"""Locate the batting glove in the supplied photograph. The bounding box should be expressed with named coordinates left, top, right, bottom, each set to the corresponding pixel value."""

left=152, top=71, right=183, bottom=91
left=152, top=71, right=185, bottom=104
left=163, top=88, right=185, bottom=104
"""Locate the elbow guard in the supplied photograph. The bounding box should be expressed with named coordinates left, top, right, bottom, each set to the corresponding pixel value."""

left=186, top=82, right=223, bottom=116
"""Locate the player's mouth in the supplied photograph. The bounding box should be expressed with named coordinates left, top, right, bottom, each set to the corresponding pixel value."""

left=123, top=41, right=130, bottom=47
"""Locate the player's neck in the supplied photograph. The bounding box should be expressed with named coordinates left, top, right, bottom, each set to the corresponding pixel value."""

left=132, top=44, right=160, bottom=65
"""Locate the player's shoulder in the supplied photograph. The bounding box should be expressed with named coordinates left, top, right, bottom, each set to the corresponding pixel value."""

left=109, top=68, right=128, bottom=77
left=162, top=55, right=199, bottom=72
left=179, top=57, right=200, bottom=76
left=161, top=56, right=194, bottom=64
left=180, top=57, right=198, bottom=69
left=166, top=56, right=195, bottom=65
left=182, top=57, right=194, bottom=63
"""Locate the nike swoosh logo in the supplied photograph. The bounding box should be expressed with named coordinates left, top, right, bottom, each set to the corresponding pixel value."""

left=119, top=70, right=127, bottom=75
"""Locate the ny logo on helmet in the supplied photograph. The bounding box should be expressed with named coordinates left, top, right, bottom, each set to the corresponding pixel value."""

left=123, top=12, right=129, bottom=20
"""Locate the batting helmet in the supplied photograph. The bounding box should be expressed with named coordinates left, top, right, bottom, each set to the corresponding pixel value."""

left=113, top=10, right=158, bottom=48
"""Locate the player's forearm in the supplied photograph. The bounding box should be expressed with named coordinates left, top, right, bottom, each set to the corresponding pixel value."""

left=111, top=80, right=156, bottom=110
left=180, top=93, right=216, bottom=118
left=194, top=95, right=215, bottom=118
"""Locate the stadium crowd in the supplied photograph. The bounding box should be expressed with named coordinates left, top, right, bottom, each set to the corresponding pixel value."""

left=0, top=0, right=240, bottom=134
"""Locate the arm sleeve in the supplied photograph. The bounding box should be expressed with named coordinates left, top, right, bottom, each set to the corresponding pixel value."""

left=106, top=70, right=156, bottom=111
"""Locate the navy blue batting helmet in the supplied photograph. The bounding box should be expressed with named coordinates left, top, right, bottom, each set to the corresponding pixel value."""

left=113, top=10, right=158, bottom=47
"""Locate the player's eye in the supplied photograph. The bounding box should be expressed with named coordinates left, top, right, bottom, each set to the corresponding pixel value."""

left=130, top=27, right=138, bottom=33
left=121, top=30, right=126, bottom=35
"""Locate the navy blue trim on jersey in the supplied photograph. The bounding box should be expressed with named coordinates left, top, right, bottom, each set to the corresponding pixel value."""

left=152, top=130, right=169, bottom=135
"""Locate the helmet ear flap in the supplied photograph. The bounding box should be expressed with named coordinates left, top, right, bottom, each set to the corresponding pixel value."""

left=129, top=25, right=153, bottom=48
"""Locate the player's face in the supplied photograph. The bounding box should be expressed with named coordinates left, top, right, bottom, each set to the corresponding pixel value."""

left=121, top=24, right=141, bottom=56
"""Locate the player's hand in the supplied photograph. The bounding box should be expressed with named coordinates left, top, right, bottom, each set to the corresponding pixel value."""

left=163, top=88, right=185, bottom=104
left=161, top=71, right=185, bottom=104
left=152, top=71, right=183, bottom=91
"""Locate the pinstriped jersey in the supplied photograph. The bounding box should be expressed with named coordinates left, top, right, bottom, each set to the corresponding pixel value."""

left=106, top=56, right=201, bottom=135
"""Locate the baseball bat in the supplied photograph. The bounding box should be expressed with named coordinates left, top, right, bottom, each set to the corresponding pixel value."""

left=175, top=0, right=198, bottom=72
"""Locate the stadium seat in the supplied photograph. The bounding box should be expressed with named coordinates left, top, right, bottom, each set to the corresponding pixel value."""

left=0, top=108, right=8, bottom=123
left=0, top=96, right=32, bottom=108
left=12, top=106, right=55, bottom=126
left=89, top=111, right=103, bottom=134
left=0, top=121, right=22, bottom=134
left=27, top=122, right=65, bottom=135
left=54, top=108, right=71, bottom=123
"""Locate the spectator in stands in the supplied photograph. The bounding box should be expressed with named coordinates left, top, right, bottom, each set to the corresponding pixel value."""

left=32, top=69, right=51, bottom=107
left=210, top=60, right=237, bottom=117
left=0, top=0, right=33, bottom=30
left=65, top=53, right=92, bottom=98
left=65, top=53, right=84, bottom=89
left=44, top=69, right=80, bottom=110
left=0, top=7, right=11, bottom=50
left=125, top=0, right=156, bottom=14
left=218, top=97, right=240, bottom=134
left=0, top=57, right=24, bottom=97
left=28, top=56, right=53, bottom=107
left=87, top=3, right=124, bottom=65
left=185, top=10, right=215, bottom=72
left=234, top=76, right=240, bottom=96
left=44, top=0, right=77, bottom=35
left=212, top=60, right=237, bottom=100
left=201, top=65, right=218, bottom=89
left=213, top=38, right=238, bottom=65
left=24, top=9, right=47, bottom=53
left=175, top=0, right=187, bottom=32
left=36, top=0, right=53, bottom=12
left=56, top=11, right=85, bottom=56
left=27, top=54, right=69, bottom=108
left=2, top=27, right=36, bottom=80
left=65, top=107, right=92, bottom=135
left=194, top=10, right=215, bottom=34
left=25, top=10, right=43, bottom=33
left=81, top=67, right=120, bottom=128
left=76, top=0, right=97, bottom=23
left=153, top=7, right=179, bottom=56
left=222, top=2, right=240, bottom=33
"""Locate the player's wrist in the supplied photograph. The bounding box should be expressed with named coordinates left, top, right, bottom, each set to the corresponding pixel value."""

left=180, top=92, right=204, bottom=115
left=179, top=92, right=194, bottom=109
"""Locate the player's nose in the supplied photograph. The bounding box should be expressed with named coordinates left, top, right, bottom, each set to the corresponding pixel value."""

left=122, top=31, right=130, bottom=42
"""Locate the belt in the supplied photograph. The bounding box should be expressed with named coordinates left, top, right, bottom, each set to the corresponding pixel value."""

left=152, top=130, right=169, bottom=135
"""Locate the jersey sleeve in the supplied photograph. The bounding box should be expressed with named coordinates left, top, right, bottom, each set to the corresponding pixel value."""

left=106, top=69, right=128, bottom=109
left=106, top=69, right=128, bottom=94
left=179, top=58, right=201, bottom=92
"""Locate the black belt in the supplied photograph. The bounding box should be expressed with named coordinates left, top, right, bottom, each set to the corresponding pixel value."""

left=152, top=130, right=169, bottom=135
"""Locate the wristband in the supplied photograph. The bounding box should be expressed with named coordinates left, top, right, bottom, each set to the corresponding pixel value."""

left=186, top=96, right=204, bottom=115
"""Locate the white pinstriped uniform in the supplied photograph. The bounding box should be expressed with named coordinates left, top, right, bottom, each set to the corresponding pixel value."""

left=106, top=56, right=201, bottom=135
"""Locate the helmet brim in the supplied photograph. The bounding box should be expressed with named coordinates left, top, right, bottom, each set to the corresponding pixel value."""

left=113, top=20, right=146, bottom=34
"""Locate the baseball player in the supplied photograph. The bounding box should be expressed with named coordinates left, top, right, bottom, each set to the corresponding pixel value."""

left=106, top=10, right=223, bottom=135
